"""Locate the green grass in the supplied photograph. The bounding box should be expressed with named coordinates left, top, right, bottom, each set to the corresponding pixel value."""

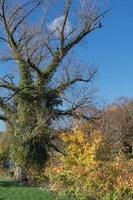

left=0, top=179, right=76, bottom=200
left=0, top=180, right=54, bottom=200
left=0, top=180, right=132, bottom=200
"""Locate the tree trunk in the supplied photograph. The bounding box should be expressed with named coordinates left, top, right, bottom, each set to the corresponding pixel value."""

left=14, top=167, right=22, bottom=181
left=14, top=166, right=29, bottom=185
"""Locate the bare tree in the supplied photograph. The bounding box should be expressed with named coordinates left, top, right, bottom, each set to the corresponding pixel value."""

left=100, top=98, right=133, bottom=156
left=0, top=0, right=110, bottom=171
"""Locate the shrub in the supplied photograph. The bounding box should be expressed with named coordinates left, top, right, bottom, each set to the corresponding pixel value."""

left=45, top=126, right=133, bottom=200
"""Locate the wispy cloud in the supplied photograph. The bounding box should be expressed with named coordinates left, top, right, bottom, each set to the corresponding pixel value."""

left=49, top=16, right=72, bottom=38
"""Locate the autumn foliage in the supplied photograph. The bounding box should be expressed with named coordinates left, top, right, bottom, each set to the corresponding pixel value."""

left=45, top=126, right=133, bottom=200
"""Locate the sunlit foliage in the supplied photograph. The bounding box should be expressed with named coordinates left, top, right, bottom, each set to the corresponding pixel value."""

left=45, top=126, right=133, bottom=200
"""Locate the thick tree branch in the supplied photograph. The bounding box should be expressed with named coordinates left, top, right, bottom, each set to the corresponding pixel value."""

left=60, top=0, right=71, bottom=50
left=64, top=8, right=112, bottom=53
left=0, top=75, right=18, bottom=91
left=56, top=69, right=97, bottom=93
left=0, top=97, right=12, bottom=112
left=48, top=142, right=66, bottom=156
left=27, top=58, right=43, bottom=78
left=0, top=82, right=18, bottom=91
left=54, top=109, right=101, bottom=122
left=43, top=8, right=111, bottom=80
left=0, top=114, right=8, bottom=122
left=43, top=51, right=63, bottom=79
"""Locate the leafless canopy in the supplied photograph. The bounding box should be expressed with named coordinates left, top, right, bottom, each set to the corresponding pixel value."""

left=0, top=0, right=110, bottom=125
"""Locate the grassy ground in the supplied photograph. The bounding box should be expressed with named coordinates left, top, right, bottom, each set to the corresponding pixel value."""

left=0, top=180, right=132, bottom=200
left=0, top=180, right=54, bottom=200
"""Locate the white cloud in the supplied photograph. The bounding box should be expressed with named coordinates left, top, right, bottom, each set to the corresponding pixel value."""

left=49, top=16, right=72, bottom=38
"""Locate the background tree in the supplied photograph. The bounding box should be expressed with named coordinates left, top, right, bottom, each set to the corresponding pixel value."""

left=0, top=0, right=110, bottom=174
left=99, top=98, right=133, bottom=156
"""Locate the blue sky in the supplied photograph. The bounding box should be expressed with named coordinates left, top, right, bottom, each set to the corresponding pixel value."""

left=77, top=0, right=133, bottom=103
left=0, top=0, right=133, bottom=130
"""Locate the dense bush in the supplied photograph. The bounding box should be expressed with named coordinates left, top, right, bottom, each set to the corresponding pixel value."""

left=45, top=126, right=133, bottom=200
